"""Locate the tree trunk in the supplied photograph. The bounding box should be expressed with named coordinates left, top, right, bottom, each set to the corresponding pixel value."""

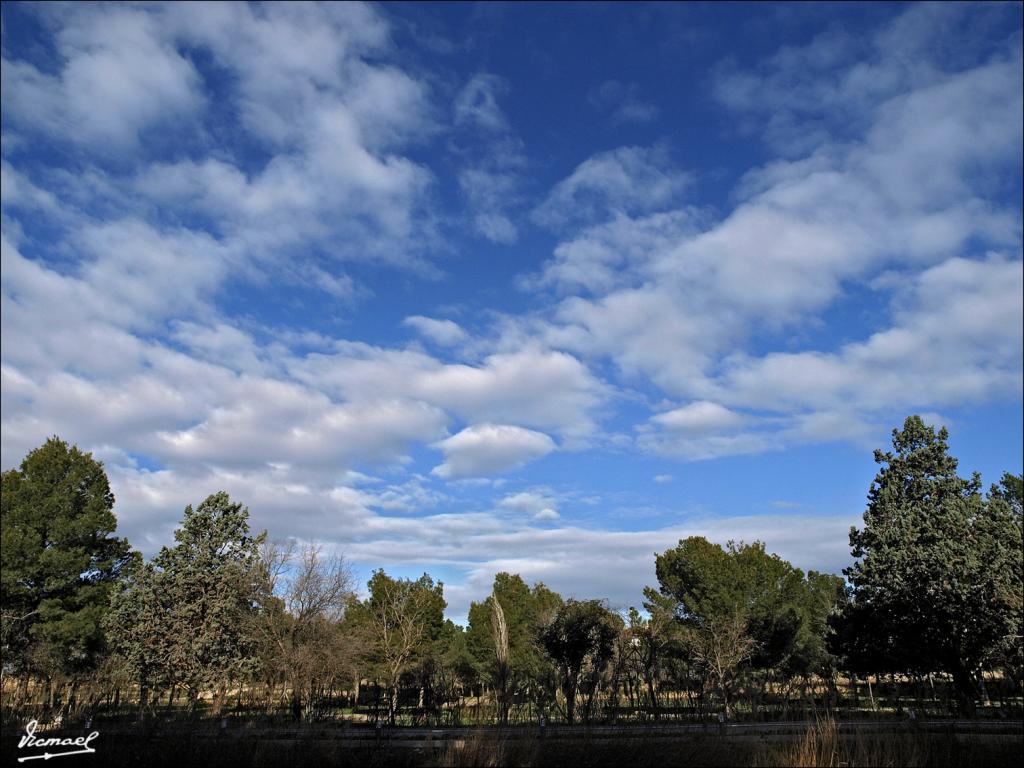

left=565, top=686, right=576, bottom=725
left=64, top=680, right=79, bottom=719
left=977, top=671, right=990, bottom=707
left=951, top=665, right=977, bottom=717
left=646, top=674, right=659, bottom=721
left=388, top=677, right=399, bottom=725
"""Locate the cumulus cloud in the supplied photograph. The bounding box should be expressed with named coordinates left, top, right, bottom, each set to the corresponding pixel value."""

left=710, top=254, right=1024, bottom=414
left=651, top=401, right=746, bottom=434
left=290, top=344, right=607, bottom=443
left=712, top=3, right=1021, bottom=156
left=1, top=4, right=204, bottom=148
left=453, top=77, right=528, bottom=244
left=497, top=490, right=560, bottom=520
left=431, top=424, right=557, bottom=479
left=403, top=316, right=469, bottom=346
left=526, top=7, right=1021, bottom=457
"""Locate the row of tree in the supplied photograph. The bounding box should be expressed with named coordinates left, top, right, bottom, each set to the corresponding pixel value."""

left=1, top=417, right=1021, bottom=724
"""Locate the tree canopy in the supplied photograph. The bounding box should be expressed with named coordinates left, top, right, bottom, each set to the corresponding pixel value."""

left=539, top=599, right=620, bottom=724
left=104, top=492, right=267, bottom=709
left=348, top=570, right=446, bottom=724
left=651, top=536, right=843, bottom=715
left=839, top=416, right=1023, bottom=711
left=1, top=437, right=134, bottom=676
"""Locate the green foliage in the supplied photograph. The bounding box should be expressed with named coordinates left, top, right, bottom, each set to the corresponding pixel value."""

left=348, top=570, right=446, bottom=723
left=990, top=471, right=1023, bottom=518
left=839, top=416, right=1023, bottom=710
left=104, top=492, right=267, bottom=703
left=651, top=536, right=842, bottom=714
left=465, top=573, right=564, bottom=723
left=1, top=437, right=134, bottom=676
left=539, top=599, right=619, bottom=723
left=466, top=574, right=563, bottom=682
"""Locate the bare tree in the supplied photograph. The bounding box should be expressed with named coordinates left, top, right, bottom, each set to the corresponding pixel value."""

left=492, top=593, right=510, bottom=725
left=258, top=541, right=356, bottom=719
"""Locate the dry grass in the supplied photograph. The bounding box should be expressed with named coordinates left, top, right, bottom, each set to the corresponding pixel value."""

left=754, top=715, right=1022, bottom=768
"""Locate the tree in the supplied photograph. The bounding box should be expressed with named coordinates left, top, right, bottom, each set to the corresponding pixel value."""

left=465, top=572, right=563, bottom=723
left=418, top=618, right=474, bottom=725
left=257, top=541, right=356, bottom=720
left=1, top=437, right=134, bottom=678
left=539, top=599, right=619, bottom=724
left=349, top=570, right=445, bottom=724
left=986, top=473, right=1024, bottom=685
left=625, top=593, right=684, bottom=721
left=105, top=492, right=267, bottom=713
left=842, top=416, right=1022, bottom=713
left=990, top=472, right=1023, bottom=519
left=651, top=536, right=836, bottom=717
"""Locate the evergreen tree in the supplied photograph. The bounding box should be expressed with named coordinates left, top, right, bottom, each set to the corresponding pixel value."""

left=842, top=416, right=1022, bottom=712
left=1, top=437, right=134, bottom=676
left=465, top=572, right=564, bottom=722
left=105, top=492, right=267, bottom=711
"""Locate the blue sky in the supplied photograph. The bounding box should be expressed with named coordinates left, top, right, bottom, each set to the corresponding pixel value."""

left=2, top=1, right=1021, bottom=621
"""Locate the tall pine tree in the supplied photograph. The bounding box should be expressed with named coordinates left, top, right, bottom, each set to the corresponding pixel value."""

left=843, top=416, right=1021, bottom=713
left=1, top=437, right=134, bottom=677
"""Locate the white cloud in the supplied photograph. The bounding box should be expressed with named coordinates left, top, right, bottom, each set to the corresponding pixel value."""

left=528, top=209, right=703, bottom=295
left=497, top=490, right=560, bottom=520
left=366, top=476, right=448, bottom=513
left=711, top=254, right=1024, bottom=414
left=454, top=73, right=509, bottom=131
left=162, top=2, right=398, bottom=147
left=454, top=94, right=528, bottom=244
left=639, top=427, right=779, bottom=462
left=651, top=401, right=745, bottom=434
left=533, top=146, right=693, bottom=229
left=291, top=344, right=607, bottom=443
left=403, top=316, right=469, bottom=346
left=106, top=462, right=377, bottom=555
left=157, top=392, right=448, bottom=473
left=1, top=4, right=203, bottom=148
left=524, top=10, right=1021, bottom=458
left=431, top=424, right=556, bottom=479
left=124, top=3, right=435, bottom=276
left=712, top=3, right=1020, bottom=156
left=473, top=211, right=518, bottom=244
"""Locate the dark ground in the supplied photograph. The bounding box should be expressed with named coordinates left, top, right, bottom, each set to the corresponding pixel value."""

left=3, top=719, right=1023, bottom=767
